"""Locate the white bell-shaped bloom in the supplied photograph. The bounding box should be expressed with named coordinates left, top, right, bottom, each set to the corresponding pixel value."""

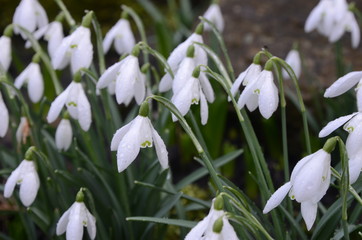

left=103, top=18, right=135, bottom=55
left=238, top=69, right=279, bottom=119
left=52, top=26, right=93, bottom=74
left=96, top=55, right=145, bottom=105
left=16, top=117, right=30, bottom=144
left=25, top=21, right=64, bottom=59
left=55, top=118, right=73, bottom=151
left=111, top=115, right=168, bottom=172
left=282, top=49, right=302, bottom=80
left=4, top=159, right=40, bottom=207
left=203, top=3, right=225, bottom=32
left=0, top=92, right=9, bottom=137
left=159, top=28, right=207, bottom=92
left=12, top=0, right=48, bottom=39
left=185, top=198, right=238, bottom=240
left=14, top=62, right=44, bottom=103
left=324, top=71, right=362, bottom=111
left=0, top=36, right=11, bottom=72
left=319, top=112, right=362, bottom=183
left=263, top=149, right=331, bottom=230
left=47, top=81, right=91, bottom=131
left=329, top=11, right=360, bottom=48
left=56, top=201, right=96, bottom=240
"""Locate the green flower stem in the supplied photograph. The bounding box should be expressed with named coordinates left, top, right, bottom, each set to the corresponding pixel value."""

left=331, top=168, right=362, bottom=205
left=270, top=56, right=311, bottom=154
left=54, top=0, right=76, bottom=27
left=16, top=25, right=63, bottom=95
left=334, top=41, right=345, bottom=78
left=147, top=95, right=224, bottom=193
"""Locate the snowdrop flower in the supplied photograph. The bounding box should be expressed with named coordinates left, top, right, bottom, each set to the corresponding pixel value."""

left=319, top=112, right=362, bottom=183
left=0, top=92, right=9, bottom=137
left=185, top=196, right=238, bottom=240
left=52, top=11, right=93, bottom=74
left=110, top=101, right=168, bottom=172
left=203, top=2, right=225, bottom=32
left=47, top=75, right=91, bottom=131
left=16, top=116, right=30, bottom=144
left=12, top=0, right=48, bottom=38
left=14, top=55, right=44, bottom=103
left=4, top=147, right=40, bottom=207
left=263, top=145, right=333, bottom=230
left=25, top=20, right=64, bottom=59
left=171, top=66, right=214, bottom=125
left=324, top=71, right=362, bottom=110
left=282, top=49, right=302, bottom=80
left=329, top=10, right=360, bottom=48
left=97, top=45, right=145, bottom=105
left=159, top=23, right=207, bottom=92
left=238, top=65, right=279, bottom=119
left=103, top=13, right=135, bottom=55
left=55, top=117, right=73, bottom=151
left=56, top=189, right=96, bottom=240
left=0, top=33, right=12, bottom=72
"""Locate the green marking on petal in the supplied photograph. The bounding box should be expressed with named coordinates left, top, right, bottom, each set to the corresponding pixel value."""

left=141, top=141, right=152, bottom=148
left=192, top=98, right=199, bottom=104
left=322, top=176, right=326, bottom=181
left=67, top=101, right=77, bottom=107
left=70, top=44, right=78, bottom=49
left=254, top=89, right=260, bottom=94
left=290, top=195, right=295, bottom=200
left=346, top=126, right=354, bottom=133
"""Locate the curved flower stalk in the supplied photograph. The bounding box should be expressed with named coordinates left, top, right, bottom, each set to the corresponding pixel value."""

left=282, top=49, right=301, bottom=80
left=185, top=196, right=238, bottom=240
left=4, top=147, right=40, bottom=207
left=16, top=116, right=30, bottom=144
left=55, top=117, right=73, bottom=151
left=47, top=76, right=91, bottom=131
left=25, top=21, right=64, bottom=59
left=203, top=2, right=224, bottom=32
left=103, top=13, right=135, bottom=55
left=12, top=0, right=48, bottom=39
left=52, top=11, right=93, bottom=74
left=305, top=0, right=360, bottom=48
left=0, top=92, right=9, bottom=137
left=110, top=101, right=168, bottom=172
left=159, top=23, right=207, bottom=92
left=324, top=71, right=362, bottom=110
left=171, top=65, right=214, bottom=125
left=14, top=55, right=44, bottom=103
left=263, top=147, right=332, bottom=230
left=56, top=189, right=96, bottom=240
left=237, top=62, right=279, bottom=119
left=0, top=35, right=12, bottom=72
left=96, top=45, right=145, bottom=105
left=319, top=112, right=362, bottom=183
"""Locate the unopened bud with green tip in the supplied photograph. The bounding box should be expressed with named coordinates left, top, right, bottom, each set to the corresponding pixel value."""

left=3, top=24, right=13, bottom=38
left=139, top=101, right=149, bottom=117
left=25, top=146, right=36, bottom=161
left=75, top=188, right=85, bottom=202
left=214, top=195, right=224, bottom=210
left=131, top=44, right=140, bottom=57
left=186, top=45, right=195, bottom=58
left=81, top=11, right=94, bottom=28
left=192, top=66, right=201, bottom=78
left=212, top=216, right=224, bottom=234
left=323, top=137, right=338, bottom=153
left=195, top=23, right=204, bottom=35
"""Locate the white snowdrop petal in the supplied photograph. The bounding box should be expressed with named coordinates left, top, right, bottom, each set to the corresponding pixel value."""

left=259, top=71, right=278, bottom=119
left=318, top=112, right=358, bottom=137
left=203, top=4, right=224, bottom=32
left=301, top=201, right=318, bottom=231
left=47, top=23, right=64, bottom=59
left=97, top=61, right=123, bottom=89
left=13, top=0, right=37, bottom=35
left=220, top=217, right=239, bottom=240
left=151, top=127, right=168, bottom=169
left=52, top=35, right=72, bottom=70
left=3, top=163, right=22, bottom=198
left=66, top=83, right=81, bottom=119
left=114, top=20, right=135, bottom=55
left=0, top=36, right=12, bottom=72
left=350, top=16, right=360, bottom=48
left=19, top=169, right=40, bottom=206
left=263, top=182, right=292, bottom=213
left=357, top=88, right=362, bottom=112
left=167, top=34, right=196, bottom=70
left=246, top=93, right=259, bottom=112
left=159, top=73, right=173, bottom=92
left=199, top=73, right=215, bottom=103
left=115, top=57, right=139, bottom=105
left=244, top=63, right=262, bottom=86
left=47, top=87, right=70, bottom=123
left=134, top=72, right=146, bottom=105
left=324, top=71, right=362, bottom=98
left=346, top=125, right=362, bottom=159
left=86, top=210, right=97, bottom=239
left=0, top=93, right=9, bottom=137
left=200, top=91, right=209, bottom=125
left=14, top=64, right=31, bottom=89
left=349, top=156, right=362, bottom=184
left=56, top=207, right=71, bottom=235
left=103, top=23, right=119, bottom=54
left=71, top=29, right=93, bottom=74
left=110, top=120, right=134, bottom=151
left=171, top=77, right=195, bottom=120
left=27, top=63, right=44, bottom=103
left=172, top=57, right=195, bottom=94
left=283, top=50, right=301, bottom=80
left=34, top=0, right=48, bottom=28
left=230, top=70, right=246, bottom=99
left=290, top=152, right=316, bottom=183
left=185, top=218, right=209, bottom=240
left=304, top=1, right=325, bottom=32
left=66, top=217, right=84, bottom=240
left=55, top=119, right=73, bottom=151
left=77, top=88, right=92, bottom=131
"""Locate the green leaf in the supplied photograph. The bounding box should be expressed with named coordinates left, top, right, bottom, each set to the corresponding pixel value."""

left=127, top=216, right=196, bottom=228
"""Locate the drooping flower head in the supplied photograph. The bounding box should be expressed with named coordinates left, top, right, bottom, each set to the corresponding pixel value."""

left=47, top=72, right=92, bottom=131
left=282, top=48, right=302, bottom=80
left=55, top=115, right=73, bottom=151
left=97, top=45, right=145, bottom=105
left=52, top=11, right=93, bottom=74
left=56, top=189, right=96, bottom=240
left=14, top=54, right=44, bottom=103
left=0, top=92, right=9, bottom=137
left=4, top=147, right=40, bottom=207
left=185, top=196, right=239, bottom=240
left=263, top=142, right=333, bottom=230
left=12, top=0, right=48, bottom=39
left=203, top=1, right=224, bottom=33
left=0, top=25, right=13, bottom=73
left=110, top=101, right=168, bottom=172
left=103, top=12, right=136, bottom=55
